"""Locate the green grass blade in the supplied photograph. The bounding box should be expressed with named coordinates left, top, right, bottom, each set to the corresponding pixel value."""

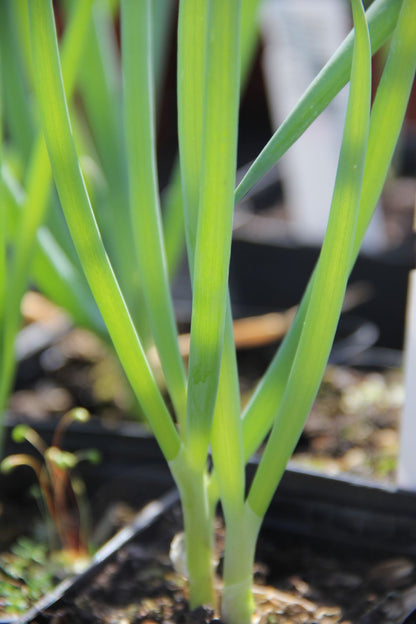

left=177, top=0, right=256, bottom=489
left=0, top=54, right=5, bottom=333
left=75, top=2, right=148, bottom=335
left=0, top=1, right=34, bottom=164
left=247, top=0, right=371, bottom=518
left=121, top=0, right=187, bottom=427
left=210, top=304, right=245, bottom=514
left=10, top=0, right=33, bottom=89
left=0, top=0, right=95, bottom=431
left=235, top=0, right=401, bottom=203
left=178, top=0, right=261, bottom=267
left=78, top=1, right=124, bottom=184
left=28, top=0, right=180, bottom=461
left=2, top=165, right=102, bottom=333
left=353, top=0, right=416, bottom=253
left=177, top=0, right=209, bottom=266
left=205, top=0, right=265, bottom=503
left=185, top=0, right=241, bottom=470
left=241, top=0, right=416, bottom=465
left=240, top=0, right=262, bottom=87
left=151, top=0, right=176, bottom=109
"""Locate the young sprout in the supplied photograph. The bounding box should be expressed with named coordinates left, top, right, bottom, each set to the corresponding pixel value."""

left=1, top=410, right=100, bottom=558
left=11, top=424, right=47, bottom=454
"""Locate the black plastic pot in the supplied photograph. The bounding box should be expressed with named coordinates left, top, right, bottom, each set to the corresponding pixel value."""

left=401, top=609, right=416, bottom=624
left=262, top=463, right=416, bottom=557
left=229, top=231, right=413, bottom=351
left=3, top=464, right=416, bottom=623
left=228, top=162, right=415, bottom=352
left=1, top=414, right=173, bottom=506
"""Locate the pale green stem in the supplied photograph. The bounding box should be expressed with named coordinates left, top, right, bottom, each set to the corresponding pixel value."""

left=169, top=450, right=216, bottom=609
left=221, top=504, right=262, bottom=624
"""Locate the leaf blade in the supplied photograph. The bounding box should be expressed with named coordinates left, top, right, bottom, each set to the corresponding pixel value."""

left=247, top=0, right=371, bottom=518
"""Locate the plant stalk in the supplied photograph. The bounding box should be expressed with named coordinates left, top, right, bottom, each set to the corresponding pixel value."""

left=221, top=504, right=261, bottom=624
left=169, top=450, right=215, bottom=609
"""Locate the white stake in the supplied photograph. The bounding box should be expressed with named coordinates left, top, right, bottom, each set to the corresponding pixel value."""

left=398, top=200, right=416, bottom=490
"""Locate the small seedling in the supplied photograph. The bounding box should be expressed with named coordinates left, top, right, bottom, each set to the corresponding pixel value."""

left=0, top=537, right=56, bottom=615
left=1, top=408, right=100, bottom=558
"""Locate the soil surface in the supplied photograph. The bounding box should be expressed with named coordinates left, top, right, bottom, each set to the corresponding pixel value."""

left=18, top=503, right=416, bottom=624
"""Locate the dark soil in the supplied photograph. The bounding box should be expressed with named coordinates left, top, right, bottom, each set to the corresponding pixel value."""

left=18, top=503, right=416, bottom=624
left=293, top=364, right=402, bottom=482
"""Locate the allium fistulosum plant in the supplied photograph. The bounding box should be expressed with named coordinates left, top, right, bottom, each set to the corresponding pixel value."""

left=25, top=0, right=415, bottom=622
left=0, top=0, right=103, bottom=451
left=0, top=0, right=187, bottom=452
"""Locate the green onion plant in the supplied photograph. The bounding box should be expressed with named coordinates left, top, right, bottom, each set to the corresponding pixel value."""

left=0, top=0, right=102, bottom=452
left=15, top=0, right=416, bottom=621
left=0, top=0, right=185, bottom=450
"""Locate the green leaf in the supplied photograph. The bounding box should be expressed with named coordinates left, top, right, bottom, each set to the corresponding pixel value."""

left=247, top=0, right=371, bottom=518
left=1, top=165, right=103, bottom=332
left=177, top=0, right=209, bottom=267
left=241, top=0, right=416, bottom=466
left=210, top=306, right=245, bottom=514
left=0, top=1, right=34, bottom=163
left=28, top=0, right=180, bottom=461
left=185, top=0, right=241, bottom=470
left=235, top=0, right=402, bottom=203
left=240, top=0, right=262, bottom=87
left=0, top=0, right=95, bottom=445
left=121, top=0, right=187, bottom=427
